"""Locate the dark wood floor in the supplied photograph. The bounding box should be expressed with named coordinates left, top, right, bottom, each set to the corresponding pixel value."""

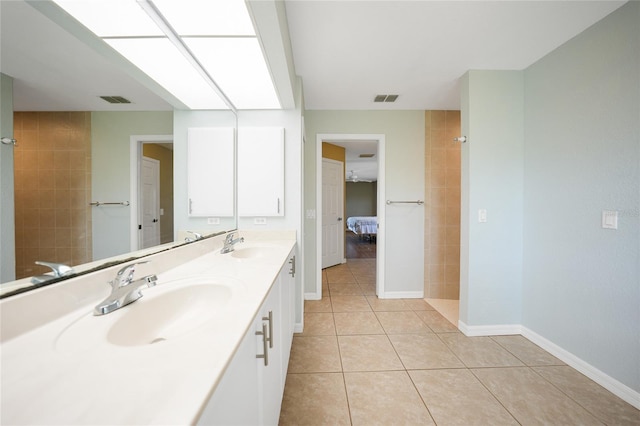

left=346, top=232, right=377, bottom=259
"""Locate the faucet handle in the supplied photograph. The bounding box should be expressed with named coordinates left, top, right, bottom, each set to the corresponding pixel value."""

left=35, top=261, right=74, bottom=277
left=113, top=261, right=150, bottom=288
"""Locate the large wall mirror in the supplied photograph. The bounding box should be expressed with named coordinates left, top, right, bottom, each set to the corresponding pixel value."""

left=0, top=1, right=238, bottom=295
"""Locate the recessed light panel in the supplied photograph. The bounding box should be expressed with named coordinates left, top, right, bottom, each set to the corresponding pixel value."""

left=52, top=0, right=280, bottom=110
left=185, top=37, right=281, bottom=109
left=152, top=0, right=255, bottom=36
left=52, top=0, right=163, bottom=37
left=105, top=38, right=228, bottom=109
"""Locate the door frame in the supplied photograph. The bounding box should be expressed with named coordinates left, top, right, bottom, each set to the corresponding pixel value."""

left=315, top=133, right=386, bottom=299
left=321, top=157, right=345, bottom=269
left=129, top=134, right=173, bottom=252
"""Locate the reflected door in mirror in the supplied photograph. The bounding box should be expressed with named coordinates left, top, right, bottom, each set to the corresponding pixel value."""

left=142, top=157, right=160, bottom=248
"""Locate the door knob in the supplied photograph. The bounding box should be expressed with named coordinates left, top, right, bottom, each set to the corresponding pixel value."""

left=337, top=217, right=343, bottom=221
left=153, top=219, right=158, bottom=223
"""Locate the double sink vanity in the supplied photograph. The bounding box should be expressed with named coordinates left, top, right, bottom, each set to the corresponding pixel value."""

left=0, top=230, right=298, bottom=425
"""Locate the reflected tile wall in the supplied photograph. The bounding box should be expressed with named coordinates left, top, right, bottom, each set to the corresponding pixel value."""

left=13, top=112, right=92, bottom=279
left=424, top=110, right=461, bottom=299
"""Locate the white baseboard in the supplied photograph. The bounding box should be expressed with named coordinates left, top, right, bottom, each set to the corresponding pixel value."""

left=458, top=321, right=522, bottom=337
left=304, top=292, right=321, bottom=301
left=379, top=291, right=423, bottom=299
left=521, top=326, right=640, bottom=410
left=456, top=321, right=639, bottom=410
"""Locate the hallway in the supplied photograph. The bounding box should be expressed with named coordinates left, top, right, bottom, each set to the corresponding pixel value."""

left=278, top=260, right=639, bottom=425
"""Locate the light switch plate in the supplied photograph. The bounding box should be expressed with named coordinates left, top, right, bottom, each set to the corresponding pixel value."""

left=478, top=209, right=487, bottom=223
left=207, top=217, right=220, bottom=225
left=602, top=210, right=618, bottom=229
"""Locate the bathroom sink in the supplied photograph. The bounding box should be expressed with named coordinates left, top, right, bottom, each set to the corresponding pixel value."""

left=231, top=246, right=271, bottom=259
left=55, top=278, right=238, bottom=351
left=107, top=284, right=231, bottom=346
left=227, top=243, right=284, bottom=260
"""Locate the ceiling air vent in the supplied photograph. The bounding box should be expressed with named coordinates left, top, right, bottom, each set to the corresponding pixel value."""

left=359, top=153, right=375, bottom=158
left=374, top=94, right=399, bottom=103
left=100, top=96, right=131, bottom=104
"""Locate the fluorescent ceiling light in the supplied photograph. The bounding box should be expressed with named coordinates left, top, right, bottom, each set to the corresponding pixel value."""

left=152, top=0, right=255, bottom=36
left=105, top=38, right=228, bottom=109
left=51, top=0, right=281, bottom=110
left=186, top=38, right=281, bottom=109
left=51, top=0, right=163, bottom=37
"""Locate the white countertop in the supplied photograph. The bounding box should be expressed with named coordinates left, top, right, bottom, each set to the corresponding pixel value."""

left=0, top=231, right=296, bottom=425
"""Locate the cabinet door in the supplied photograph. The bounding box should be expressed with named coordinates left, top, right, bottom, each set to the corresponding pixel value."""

left=187, top=127, right=235, bottom=216
left=198, top=255, right=296, bottom=426
left=238, top=127, right=284, bottom=217
left=279, top=250, right=296, bottom=381
left=257, top=281, right=283, bottom=426
left=197, top=315, right=260, bottom=425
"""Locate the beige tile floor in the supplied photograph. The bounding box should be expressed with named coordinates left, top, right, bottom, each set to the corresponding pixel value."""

left=279, top=259, right=640, bottom=425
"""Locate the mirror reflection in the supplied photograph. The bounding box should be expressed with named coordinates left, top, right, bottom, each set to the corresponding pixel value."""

left=0, top=1, right=239, bottom=292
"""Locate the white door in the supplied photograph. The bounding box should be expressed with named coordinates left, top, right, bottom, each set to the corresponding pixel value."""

left=141, top=157, right=160, bottom=248
left=322, top=158, right=344, bottom=269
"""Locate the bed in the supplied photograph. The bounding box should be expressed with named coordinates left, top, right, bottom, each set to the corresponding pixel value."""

left=346, top=216, right=377, bottom=240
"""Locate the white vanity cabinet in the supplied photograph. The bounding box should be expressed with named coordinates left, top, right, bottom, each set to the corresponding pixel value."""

left=187, top=127, right=235, bottom=217
left=198, top=248, right=296, bottom=425
left=237, top=127, right=285, bottom=217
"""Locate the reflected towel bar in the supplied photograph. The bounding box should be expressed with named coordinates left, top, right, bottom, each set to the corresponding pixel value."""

left=386, top=200, right=424, bottom=205
left=90, top=201, right=130, bottom=207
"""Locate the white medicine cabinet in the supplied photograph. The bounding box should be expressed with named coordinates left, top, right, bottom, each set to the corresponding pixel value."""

left=187, top=126, right=284, bottom=218
left=238, top=127, right=285, bottom=217
left=187, top=127, right=235, bottom=217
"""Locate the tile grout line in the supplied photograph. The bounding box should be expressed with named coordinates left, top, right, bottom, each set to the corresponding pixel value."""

left=464, top=365, right=523, bottom=425
left=300, top=261, right=636, bottom=425
left=526, top=365, right=609, bottom=425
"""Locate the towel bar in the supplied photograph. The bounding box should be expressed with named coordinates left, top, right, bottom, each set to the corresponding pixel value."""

left=386, top=200, right=424, bottom=205
left=90, top=201, right=130, bottom=207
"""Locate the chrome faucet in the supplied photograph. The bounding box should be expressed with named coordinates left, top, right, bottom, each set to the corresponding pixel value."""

left=220, top=232, right=244, bottom=254
left=185, top=231, right=202, bottom=242
left=94, top=261, right=157, bottom=316
left=31, top=261, right=75, bottom=284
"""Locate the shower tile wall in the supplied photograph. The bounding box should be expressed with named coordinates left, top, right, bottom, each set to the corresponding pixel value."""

left=424, top=111, right=461, bottom=299
left=13, top=112, right=92, bottom=279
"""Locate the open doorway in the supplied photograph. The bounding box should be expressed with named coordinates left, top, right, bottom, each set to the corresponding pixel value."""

left=316, top=134, right=386, bottom=299
left=129, top=135, right=173, bottom=252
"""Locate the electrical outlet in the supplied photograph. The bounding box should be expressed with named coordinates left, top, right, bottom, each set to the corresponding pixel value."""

left=254, top=217, right=267, bottom=225
left=207, top=217, right=220, bottom=225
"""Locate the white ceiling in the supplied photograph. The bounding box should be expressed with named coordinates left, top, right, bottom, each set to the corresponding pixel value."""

left=2, top=0, right=625, bottom=180
left=285, top=0, right=626, bottom=110
left=286, top=0, right=625, bottom=179
left=1, top=1, right=626, bottom=112
left=326, top=139, right=379, bottom=182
